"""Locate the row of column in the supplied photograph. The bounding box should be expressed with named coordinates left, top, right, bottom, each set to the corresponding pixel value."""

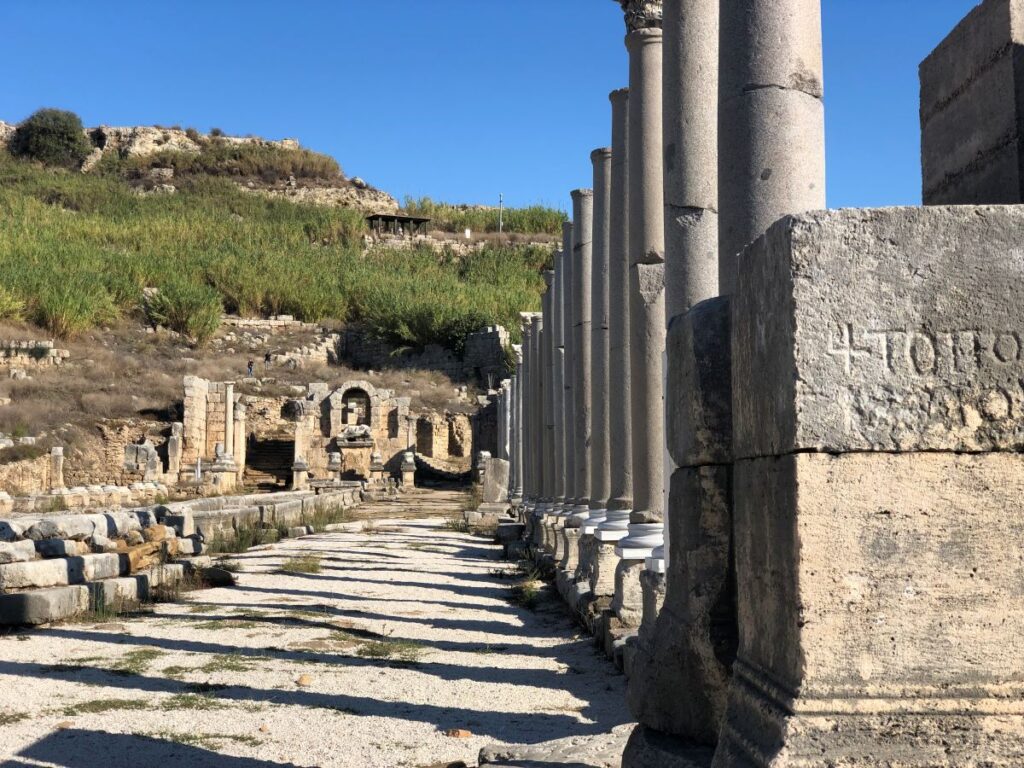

left=504, top=0, right=824, bottom=764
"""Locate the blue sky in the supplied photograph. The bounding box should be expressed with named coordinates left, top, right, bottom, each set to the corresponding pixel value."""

left=1, top=1, right=979, bottom=211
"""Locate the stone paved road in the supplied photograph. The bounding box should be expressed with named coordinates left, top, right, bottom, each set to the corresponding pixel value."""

left=0, top=490, right=631, bottom=768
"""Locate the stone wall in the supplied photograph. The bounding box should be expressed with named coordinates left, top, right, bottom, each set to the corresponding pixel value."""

left=920, top=0, right=1024, bottom=204
left=0, top=455, right=51, bottom=498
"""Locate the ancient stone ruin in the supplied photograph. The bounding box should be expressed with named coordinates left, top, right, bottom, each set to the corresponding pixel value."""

left=4, top=0, right=1024, bottom=765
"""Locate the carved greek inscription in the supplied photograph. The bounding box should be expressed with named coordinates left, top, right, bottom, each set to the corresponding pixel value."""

left=827, top=324, right=1024, bottom=378
left=827, top=324, right=1024, bottom=438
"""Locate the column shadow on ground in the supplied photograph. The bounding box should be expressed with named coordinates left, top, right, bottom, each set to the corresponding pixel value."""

left=3, top=729, right=299, bottom=768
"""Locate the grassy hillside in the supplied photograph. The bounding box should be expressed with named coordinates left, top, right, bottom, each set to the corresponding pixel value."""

left=0, top=150, right=551, bottom=351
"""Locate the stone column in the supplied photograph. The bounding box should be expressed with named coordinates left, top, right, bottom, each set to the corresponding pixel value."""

left=554, top=222, right=575, bottom=555
left=593, top=88, right=632, bottom=615
left=49, top=447, right=65, bottom=491
left=549, top=260, right=565, bottom=519
left=560, top=219, right=576, bottom=519
left=511, top=360, right=524, bottom=502
left=576, top=150, right=614, bottom=612
left=718, top=0, right=825, bottom=293
left=233, top=401, right=247, bottom=479
left=647, top=0, right=722, bottom=576
left=599, top=88, right=633, bottom=532
left=616, top=6, right=666, bottom=576
left=224, top=382, right=235, bottom=461
left=570, top=189, right=594, bottom=521
left=559, top=190, right=593, bottom=583
left=536, top=313, right=552, bottom=552
left=589, top=149, right=613, bottom=527
left=531, top=314, right=547, bottom=545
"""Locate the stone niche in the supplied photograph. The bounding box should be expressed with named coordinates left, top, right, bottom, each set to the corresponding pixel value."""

left=292, top=380, right=412, bottom=482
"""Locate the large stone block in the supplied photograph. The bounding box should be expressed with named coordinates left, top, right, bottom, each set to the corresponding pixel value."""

left=667, top=296, right=731, bottom=468
left=0, top=558, right=70, bottom=591
left=715, top=451, right=1024, bottom=766
left=0, top=585, right=89, bottom=625
left=920, top=0, right=1024, bottom=204
left=733, top=207, right=1024, bottom=459
left=0, top=540, right=37, bottom=564
left=482, top=457, right=510, bottom=504
left=25, top=514, right=104, bottom=542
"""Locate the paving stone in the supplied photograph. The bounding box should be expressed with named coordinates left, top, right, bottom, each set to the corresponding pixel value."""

left=479, top=724, right=634, bottom=767
left=0, top=585, right=89, bottom=625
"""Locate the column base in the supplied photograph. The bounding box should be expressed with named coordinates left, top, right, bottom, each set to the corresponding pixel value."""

left=596, top=508, right=632, bottom=542
left=715, top=661, right=1024, bottom=767
left=582, top=508, right=607, bottom=535
left=645, top=544, right=666, bottom=574
left=620, top=725, right=713, bottom=768
left=611, top=556, right=646, bottom=627
left=615, top=522, right=664, bottom=560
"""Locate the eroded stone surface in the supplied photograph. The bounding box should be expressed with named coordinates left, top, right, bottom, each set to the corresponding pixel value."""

left=666, top=297, right=731, bottom=467
left=734, top=206, right=1024, bottom=458
left=718, top=451, right=1024, bottom=766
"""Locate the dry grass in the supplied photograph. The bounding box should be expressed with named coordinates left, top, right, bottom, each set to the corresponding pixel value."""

left=0, top=317, right=472, bottom=440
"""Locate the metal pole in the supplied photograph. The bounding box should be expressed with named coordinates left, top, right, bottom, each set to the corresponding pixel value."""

left=499, top=193, right=504, bottom=234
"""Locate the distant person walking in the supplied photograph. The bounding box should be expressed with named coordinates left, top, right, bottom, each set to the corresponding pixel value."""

left=264, top=352, right=272, bottom=371
left=247, top=359, right=254, bottom=378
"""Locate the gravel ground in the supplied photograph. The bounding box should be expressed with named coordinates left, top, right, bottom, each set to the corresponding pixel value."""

left=0, top=490, right=631, bottom=768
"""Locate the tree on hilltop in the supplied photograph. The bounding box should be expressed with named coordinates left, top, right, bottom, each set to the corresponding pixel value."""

left=11, top=108, right=91, bottom=169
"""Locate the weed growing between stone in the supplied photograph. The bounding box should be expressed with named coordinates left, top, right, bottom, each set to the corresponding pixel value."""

left=278, top=555, right=322, bottom=574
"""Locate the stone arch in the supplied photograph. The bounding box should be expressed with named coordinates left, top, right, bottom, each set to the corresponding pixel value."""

left=328, top=380, right=383, bottom=436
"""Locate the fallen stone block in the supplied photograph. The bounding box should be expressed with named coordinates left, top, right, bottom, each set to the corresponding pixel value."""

left=0, top=540, right=38, bottom=564
left=177, top=556, right=212, bottom=574
left=73, top=553, right=122, bottom=582
left=620, top=725, right=714, bottom=768
left=160, top=510, right=195, bottom=537
left=34, top=539, right=89, bottom=559
left=0, top=585, right=89, bottom=625
left=89, top=576, right=148, bottom=609
left=733, top=206, right=1024, bottom=458
left=143, top=563, right=184, bottom=588
left=0, top=519, right=28, bottom=542
left=0, top=558, right=71, bottom=591
left=495, top=522, right=524, bottom=544
left=25, top=514, right=102, bottom=542
left=142, top=524, right=173, bottom=543
left=88, top=534, right=119, bottom=553
left=287, top=526, right=309, bottom=538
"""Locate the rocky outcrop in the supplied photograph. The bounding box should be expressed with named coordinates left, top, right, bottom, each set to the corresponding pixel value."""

left=244, top=182, right=398, bottom=214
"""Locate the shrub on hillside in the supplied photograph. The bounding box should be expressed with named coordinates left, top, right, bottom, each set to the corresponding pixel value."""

left=126, top=141, right=341, bottom=183
left=31, top=280, right=119, bottom=339
left=0, top=286, right=25, bottom=321
left=146, top=281, right=222, bottom=346
left=11, top=109, right=92, bottom=169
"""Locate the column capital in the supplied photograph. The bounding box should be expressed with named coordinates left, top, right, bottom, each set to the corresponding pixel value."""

left=618, top=0, right=662, bottom=32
